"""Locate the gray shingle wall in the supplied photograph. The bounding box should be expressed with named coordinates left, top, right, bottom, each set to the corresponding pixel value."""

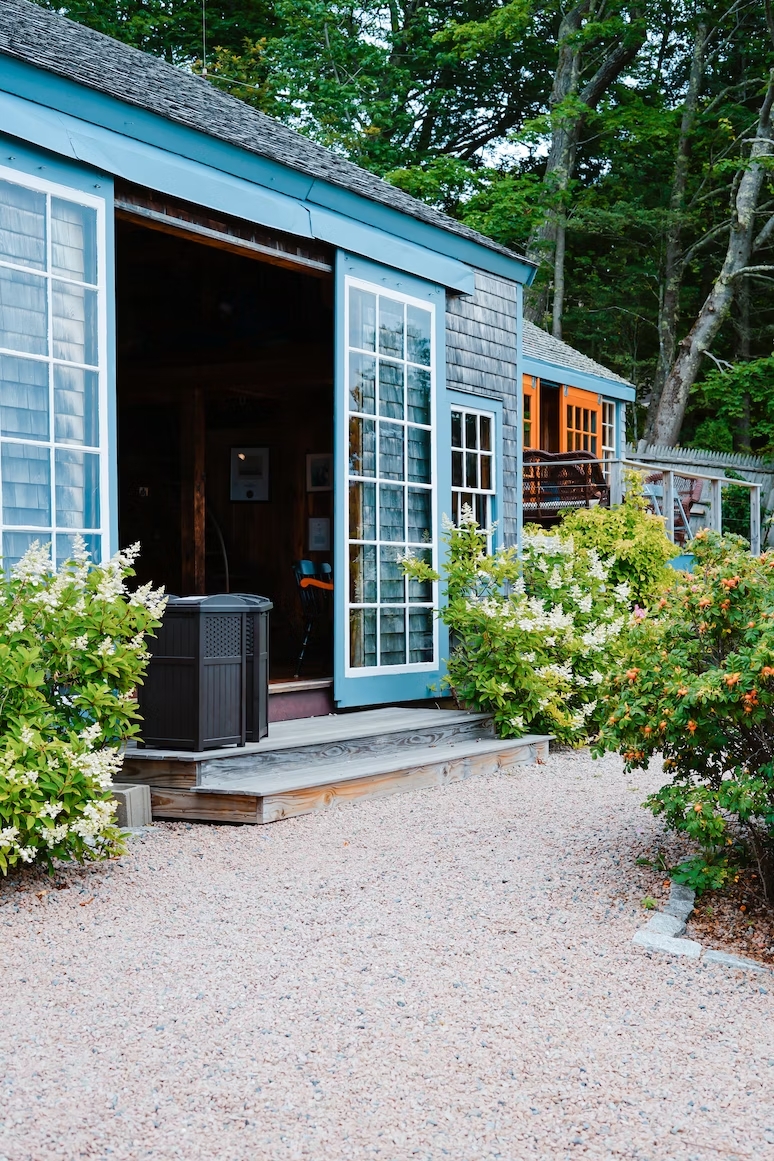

left=446, top=272, right=520, bottom=545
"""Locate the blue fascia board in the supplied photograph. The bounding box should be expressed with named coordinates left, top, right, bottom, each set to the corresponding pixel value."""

left=0, top=54, right=534, bottom=287
left=0, top=89, right=314, bottom=240
left=307, top=179, right=536, bottom=286
left=0, top=85, right=474, bottom=294
left=523, top=355, right=636, bottom=402
left=309, top=207, right=474, bottom=295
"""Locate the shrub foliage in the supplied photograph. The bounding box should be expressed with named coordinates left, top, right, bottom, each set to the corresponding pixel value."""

left=559, top=474, right=675, bottom=606
left=402, top=514, right=631, bottom=744
left=0, top=539, right=165, bottom=874
left=596, top=531, right=774, bottom=898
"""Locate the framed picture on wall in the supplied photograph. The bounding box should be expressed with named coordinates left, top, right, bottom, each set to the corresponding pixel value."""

left=230, top=447, right=269, bottom=501
left=308, top=517, right=331, bottom=552
left=306, top=452, right=333, bottom=492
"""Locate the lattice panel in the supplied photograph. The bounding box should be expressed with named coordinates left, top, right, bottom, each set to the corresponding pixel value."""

left=203, top=615, right=242, bottom=658
left=244, top=617, right=254, bottom=657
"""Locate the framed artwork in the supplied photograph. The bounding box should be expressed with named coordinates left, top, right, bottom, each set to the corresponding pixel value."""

left=308, top=517, right=331, bottom=552
left=306, top=452, right=333, bottom=492
left=230, top=447, right=269, bottom=502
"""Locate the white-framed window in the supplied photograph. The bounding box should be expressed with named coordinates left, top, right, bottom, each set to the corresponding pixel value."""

left=602, top=400, right=616, bottom=479
left=0, top=165, right=108, bottom=567
left=345, top=276, right=437, bottom=673
left=451, top=404, right=496, bottom=539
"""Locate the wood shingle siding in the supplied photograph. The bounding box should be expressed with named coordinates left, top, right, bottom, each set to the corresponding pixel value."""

left=446, top=271, right=520, bottom=544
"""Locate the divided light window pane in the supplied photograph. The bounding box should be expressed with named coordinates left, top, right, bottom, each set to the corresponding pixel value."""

left=2, top=442, right=51, bottom=526
left=0, top=266, right=47, bottom=355
left=52, top=282, right=98, bottom=365
left=451, top=406, right=496, bottom=548
left=0, top=179, right=46, bottom=270
left=0, top=354, right=49, bottom=440
left=54, top=365, right=99, bottom=446
left=51, top=199, right=98, bottom=284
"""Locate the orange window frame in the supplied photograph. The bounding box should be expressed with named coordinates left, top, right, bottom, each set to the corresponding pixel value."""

left=523, top=373, right=538, bottom=448
left=562, top=387, right=601, bottom=457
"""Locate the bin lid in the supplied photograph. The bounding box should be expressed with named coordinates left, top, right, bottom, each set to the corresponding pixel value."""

left=165, top=593, right=272, bottom=612
left=230, top=592, right=274, bottom=611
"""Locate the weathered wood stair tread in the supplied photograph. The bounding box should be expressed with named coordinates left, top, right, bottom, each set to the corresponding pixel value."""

left=123, top=707, right=495, bottom=789
left=199, top=734, right=548, bottom=794
left=148, top=733, right=551, bottom=824
left=129, top=707, right=491, bottom=762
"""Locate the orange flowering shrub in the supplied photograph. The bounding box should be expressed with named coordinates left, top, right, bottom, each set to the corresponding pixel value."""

left=595, top=531, right=774, bottom=897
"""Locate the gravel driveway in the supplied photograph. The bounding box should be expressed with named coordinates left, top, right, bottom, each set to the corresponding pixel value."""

left=1, top=749, right=772, bottom=1161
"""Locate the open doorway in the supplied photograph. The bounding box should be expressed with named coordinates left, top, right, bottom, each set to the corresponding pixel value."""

left=539, top=380, right=561, bottom=452
left=115, top=209, right=335, bottom=680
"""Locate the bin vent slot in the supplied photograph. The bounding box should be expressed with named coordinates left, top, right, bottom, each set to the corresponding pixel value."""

left=204, top=615, right=242, bottom=658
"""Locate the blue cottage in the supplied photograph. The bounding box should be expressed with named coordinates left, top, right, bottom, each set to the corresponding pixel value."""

left=0, top=0, right=631, bottom=728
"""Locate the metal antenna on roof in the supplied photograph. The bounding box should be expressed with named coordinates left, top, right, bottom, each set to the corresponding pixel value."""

left=201, top=0, right=207, bottom=77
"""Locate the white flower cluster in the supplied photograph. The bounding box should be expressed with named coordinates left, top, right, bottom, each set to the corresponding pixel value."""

left=10, top=541, right=52, bottom=584
left=72, top=746, right=124, bottom=790
left=69, top=798, right=116, bottom=839
left=79, top=722, right=102, bottom=747
left=129, top=580, right=167, bottom=620
left=0, top=825, right=19, bottom=849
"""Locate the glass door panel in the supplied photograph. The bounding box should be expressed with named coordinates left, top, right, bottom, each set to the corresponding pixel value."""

left=342, top=273, right=437, bottom=677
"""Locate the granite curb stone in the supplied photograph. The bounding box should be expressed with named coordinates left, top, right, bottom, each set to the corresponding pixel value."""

left=632, top=929, right=702, bottom=956
left=633, top=880, right=774, bottom=975
left=643, top=912, right=686, bottom=937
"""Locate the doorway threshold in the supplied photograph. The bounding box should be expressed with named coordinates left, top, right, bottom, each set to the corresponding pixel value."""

left=269, top=676, right=332, bottom=695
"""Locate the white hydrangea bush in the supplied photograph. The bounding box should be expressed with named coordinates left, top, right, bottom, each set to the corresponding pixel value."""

left=402, top=512, right=631, bottom=743
left=0, top=538, right=166, bottom=873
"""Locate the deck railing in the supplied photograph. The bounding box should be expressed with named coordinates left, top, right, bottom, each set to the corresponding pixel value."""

left=618, top=459, right=762, bottom=556
left=523, top=452, right=763, bottom=555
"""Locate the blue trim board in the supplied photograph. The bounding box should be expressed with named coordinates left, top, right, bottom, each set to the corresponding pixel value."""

left=0, top=55, right=534, bottom=288
left=333, top=251, right=449, bottom=709
left=103, top=177, right=117, bottom=558
left=515, top=282, right=524, bottom=552
left=522, top=356, right=635, bottom=402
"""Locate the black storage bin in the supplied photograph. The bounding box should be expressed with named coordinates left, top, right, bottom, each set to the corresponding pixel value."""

left=233, top=594, right=272, bottom=743
left=138, top=594, right=271, bottom=751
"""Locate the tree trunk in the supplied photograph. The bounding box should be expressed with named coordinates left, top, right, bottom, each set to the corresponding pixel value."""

left=650, top=70, right=774, bottom=446
left=525, top=4, right=646, bottom=336
left=735, top=274, right=752, bottom=450
left=645, top=22, right=708, bottom=440
left=552, top=215, right=567, bottom=337
left=524, top=4, right=584, bottom=330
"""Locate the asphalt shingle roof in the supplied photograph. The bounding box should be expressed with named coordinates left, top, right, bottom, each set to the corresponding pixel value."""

left=522, top=319, right=632, bottom=388
left=0, top=0, right=533, bottom=269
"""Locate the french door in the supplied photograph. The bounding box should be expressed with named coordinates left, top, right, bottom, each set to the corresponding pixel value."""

left=334, top=253, right=448, bottom=708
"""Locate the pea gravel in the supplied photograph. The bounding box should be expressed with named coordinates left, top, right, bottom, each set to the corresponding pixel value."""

left=1, top=749, right=773, bottom=1161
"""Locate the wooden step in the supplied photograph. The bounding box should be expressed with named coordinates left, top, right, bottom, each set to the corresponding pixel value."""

left=148, top=733, right=551, bottom=824
left=122, top=707, right=494, bottom=789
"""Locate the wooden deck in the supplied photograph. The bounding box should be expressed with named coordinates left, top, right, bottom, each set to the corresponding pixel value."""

left=122, top=708, right=551, bottom=824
